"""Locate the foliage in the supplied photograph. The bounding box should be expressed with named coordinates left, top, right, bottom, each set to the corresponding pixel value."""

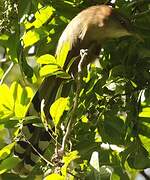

left=0, top=0, right=150, bottom=179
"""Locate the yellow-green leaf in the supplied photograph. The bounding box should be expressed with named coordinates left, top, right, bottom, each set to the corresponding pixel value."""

left=0, top=34, right=9, bottom=40
left=0, top=68, right=4, bottom=79
left=10, top=82, right=33, bottom=118
left=139, top=107, right=150, bottom=118
left=39, top=64, right=60, bottom=77
left=55, top=71, right=71, bottom=79
left=0, top=82, right=33, bottom=119
left=56, top=41, right=70, bottom=67
left=23, top=30, right=40, bottom=47
left=61, top=151, right=80, bottom=177
left=50, top=97, right=69, bottom=126
left=0, top=142, right=15, bottom=160
left=25, top=6, right=55, bottom=29
left=0, top=84, right=14, bottom=118
left=37, top=54, right=56, bottom=64
left=44, top=173, right=64, bottom=180
left=0, top=156, right=20, bottom=174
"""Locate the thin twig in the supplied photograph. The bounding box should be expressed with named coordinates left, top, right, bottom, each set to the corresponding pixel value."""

left=133, top=9, right=150, bottom=18
left=40, top=99, right=62, bottom=147
left=61, top=49, right=88, bottom=152
left=21, top=132, right=54, bottom=167
left=0, top=62, right=14, bottom=85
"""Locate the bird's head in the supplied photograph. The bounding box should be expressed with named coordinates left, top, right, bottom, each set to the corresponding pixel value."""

left=101, top=7, right=142, bottom=41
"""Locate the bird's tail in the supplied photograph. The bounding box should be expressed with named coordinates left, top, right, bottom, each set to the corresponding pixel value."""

left=13, top=76, right=67, bottom=176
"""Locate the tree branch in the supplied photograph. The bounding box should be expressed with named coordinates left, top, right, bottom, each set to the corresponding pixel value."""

left=61, top=49, right=88, bottom=153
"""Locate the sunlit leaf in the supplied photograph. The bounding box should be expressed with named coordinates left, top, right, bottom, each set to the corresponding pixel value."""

left=50, top=97, right=69, bottom=126
left=37, top=54, right=56, bottom=64
left=39, top=64, right=60, bottom=77
left=61, top=151, right=80, bottom=177
left=56, top=41, right=70, bottom=67
left=0, top=156, right=21, bottom=174
left=10, top=82, right=33, bottom=118
left=139, top=107, right=150, bottom=117
left=0, top=142, right=15, bottom=160
left=0, top=34, right=9, bottom=40
left=25, top=6, right=55, bottom=29
left=0, top=68, right=4, bottom=79
left=81, top=115, right=88, bottom=123
left=44, top=173, right=64, bottom=180
left=23, top=30, right=40, bottom=47
left=0, top=84, right=14, bottom=118
left=54, top=71, right=71, bottom=79
left=90, top=151, right=102, bottom=179
left=111, top=173, right=120, bottom=180
left=0, top=82, right=33, bottom=119
left=23, top=28, right=48, bottom=48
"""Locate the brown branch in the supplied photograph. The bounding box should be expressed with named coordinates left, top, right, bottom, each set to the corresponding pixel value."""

left=61, top=49, right=88, bottom=153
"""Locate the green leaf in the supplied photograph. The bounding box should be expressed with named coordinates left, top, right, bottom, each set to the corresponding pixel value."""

left=37, top=54, right=56, bottom=64
left=39, top=64, right=60, bottom=77
left=0, top=34, right=9, bottom=40
left=111, top=173, right=120, bottom=180
left=0, top=142, right=15, bottom=160
left=102, top=116, right=125, bottom=145
left=10, top=82, right=33, bottom=118
left=139, top=123, right=150, bottom=138
left=61, top=151, right=80, bottom=177
left=0, top=68, right=4, bottom=79
left=0, top=156, right=21, bottom=174
left=0, top=82, right=33, bottom=119
left=109, top=65, right=125, bottom=78
left=50, top=97, right=69, bottom=127
left=0, top=128, right=10, bottom=149
left=139, top=107, right=150, bottom=117
left=25, top=5, right=55, bottom=29
left=54, top=71, right=71, bottom=79
left=7, top=34, right=19, bottom=63
left=44, top=173, right=64, bottom=180
left=23, top=30, right=40, bottom=47
left=139, top=48, right=150, bottom=58
left=56, top=41, right=70, bottom=67
left=21, top=55, right=34, bottom=79
left=140, top=135, right=150, bottom=153
left=127, top=143, right=150, bottom=169
left=0, top=84, right=14, bottom=119
left=23, top=28, right=48, bottom=47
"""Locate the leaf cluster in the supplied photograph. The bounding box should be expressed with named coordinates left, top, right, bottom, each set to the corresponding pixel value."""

left=0, top=0, right=150, bottom=179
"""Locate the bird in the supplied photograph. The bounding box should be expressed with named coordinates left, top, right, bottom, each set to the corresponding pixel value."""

left=13, top=4, right=137, bottom=176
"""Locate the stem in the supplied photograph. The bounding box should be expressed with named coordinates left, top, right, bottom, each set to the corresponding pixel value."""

left=0, top=62, right=14, bottom=85
left=61, top=49, right=88, bottom=152
left=21, top=132, right=54, bottom=166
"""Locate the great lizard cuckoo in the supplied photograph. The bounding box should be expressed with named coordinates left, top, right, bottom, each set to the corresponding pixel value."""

left=14, top=5, right=137, bottom=175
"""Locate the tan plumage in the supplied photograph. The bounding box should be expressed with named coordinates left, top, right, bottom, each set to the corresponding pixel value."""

left=56, top=5, right=131, bottom=73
